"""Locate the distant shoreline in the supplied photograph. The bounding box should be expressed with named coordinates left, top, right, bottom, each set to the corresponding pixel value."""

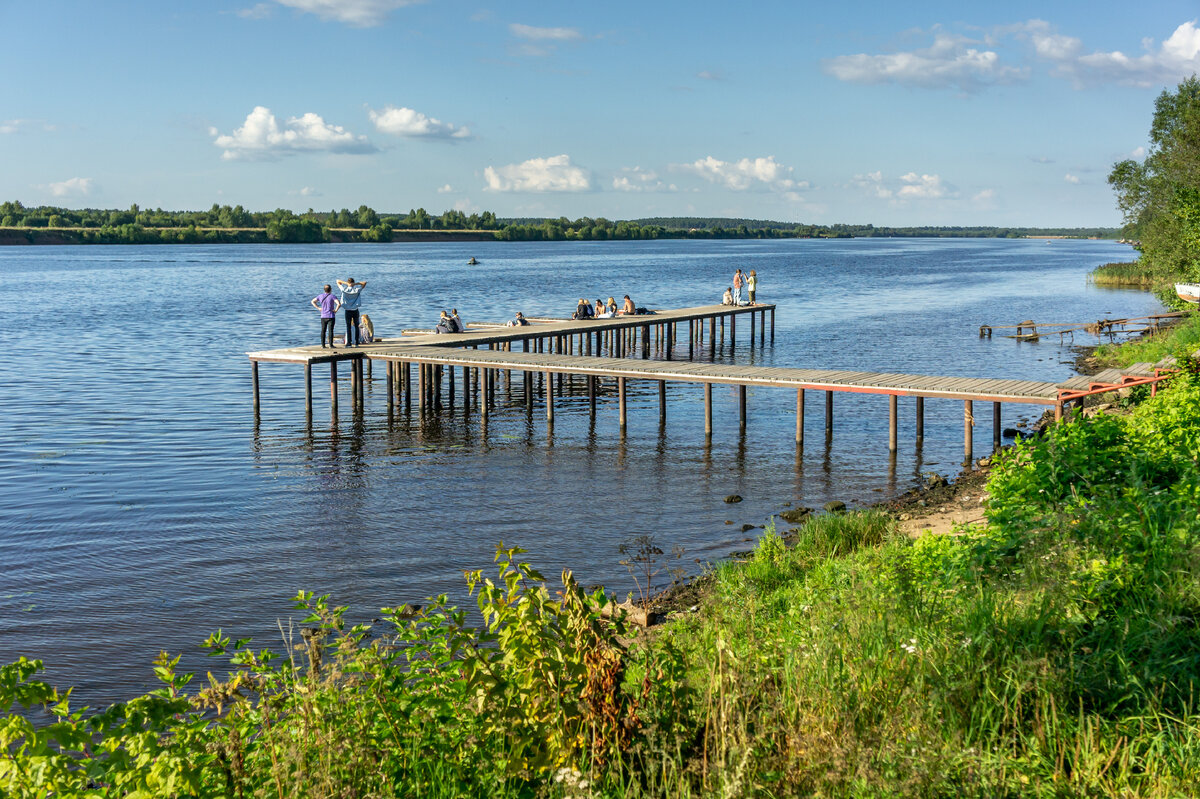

left=0, top=227, right=1120, bottom=246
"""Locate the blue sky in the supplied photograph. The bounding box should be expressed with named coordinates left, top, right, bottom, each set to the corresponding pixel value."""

left=3, top=0, right=1199, bottom=226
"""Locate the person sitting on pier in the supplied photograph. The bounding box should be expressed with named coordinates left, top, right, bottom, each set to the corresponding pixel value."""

left=722, top=287, right=734, bottom=305
left=573, top=298, right=594, bottom=319
left=594, top=298, right=610, bottom=318
left=451, top=308, right=465, bottom=332
left=358, top=313, right=375, bottom=343
left=618, top=295, right=636, bottom=315
left=607, top=296, right=618, bottom=316
left=506, top=311, right=530, bottom=326
left=435, top=311, right=455, bottom=334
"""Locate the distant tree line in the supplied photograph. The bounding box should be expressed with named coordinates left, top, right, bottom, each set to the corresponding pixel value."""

left=0, top=200, right=1118, bottom=244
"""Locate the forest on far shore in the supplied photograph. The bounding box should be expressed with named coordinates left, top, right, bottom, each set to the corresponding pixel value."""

left=0, top=200, right=1119, bottom=244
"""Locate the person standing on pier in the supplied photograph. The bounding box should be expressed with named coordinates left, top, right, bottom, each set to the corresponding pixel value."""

left=747, top=270, right=757, bottom=304
left=336, top=277, right=367, bottom=347
left=310, top=284, right=341, bottom=348
left=732, top=268, right=745, bottom=306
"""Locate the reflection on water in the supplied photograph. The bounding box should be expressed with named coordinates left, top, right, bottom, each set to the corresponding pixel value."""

left=0, top=238, right=1159, bottom=705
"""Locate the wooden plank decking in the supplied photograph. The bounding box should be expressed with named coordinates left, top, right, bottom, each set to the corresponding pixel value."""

left=369, top=346, right=1062, bottom=404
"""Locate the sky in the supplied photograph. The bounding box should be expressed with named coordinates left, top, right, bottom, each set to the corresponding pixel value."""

left=3, top=0, right=1200, bottom=227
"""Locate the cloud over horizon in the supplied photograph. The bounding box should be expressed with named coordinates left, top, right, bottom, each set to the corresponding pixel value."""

left=211, top=106, right=376, bottom=160
left=46, top=177, right=93, bottom=198
left=484, top=154, right=591, bottom=192
left=823, top=31, right=1024, bottom=92
left=676, top=156, right=805, bottom=191
left=368, top=106, right=470, bottom=140
left=271, top=0, right=422, bottom=27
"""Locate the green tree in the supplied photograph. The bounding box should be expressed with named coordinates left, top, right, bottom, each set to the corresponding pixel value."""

left=1109, top=75, right=1200, bottom=281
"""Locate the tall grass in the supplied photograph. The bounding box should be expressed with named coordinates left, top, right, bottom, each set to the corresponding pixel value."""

left=1090, top=260, right=1160, bottom=287
left=5, top=373, right=1200, bottom=797
left=1096, top=309, right=1200, bottom=366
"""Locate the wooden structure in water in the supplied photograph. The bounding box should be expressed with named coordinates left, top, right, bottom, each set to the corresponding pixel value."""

left=248, top=303, right=1174, bottom=465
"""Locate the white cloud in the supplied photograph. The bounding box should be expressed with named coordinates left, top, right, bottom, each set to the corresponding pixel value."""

left=368, top=106, right=470, bottom=140
left=483, top=154, right=591, bottom=192
left=211, top=106, right=376, bottom=160
left=237, top=3, right=273, bottom=19
left=973, top=188, right=996, bottom=203
left=1130, top=146, right=1146, bottom=159
left=1016, top=19, right=1200, bottom=87
left=437, top=184, right=453, bottom=193
left=853, top=171, right=950, bottom=200
left=897, top=172, right=946, bottom=198
left=273, top=0, right=422, bottom=27
left=612, top=166, right=675, bottom=192
left=509, top=23, right=583, bottom=55
left=677, top=155, right=804, bottom=191
left=1, top=119, right=54, bottom=134
left=289, top=186, right=321, bottom=197
left=697, top=70, right=723, bottom=81
left=47, top=177, right=93, bottom=198
left=509, top=23, right=582, bottom=41
left=1064, top=173, right=1081, bottom=184
left=823, top=31, right=1024, bottom=91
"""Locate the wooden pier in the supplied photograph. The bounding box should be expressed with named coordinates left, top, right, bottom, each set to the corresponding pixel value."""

left=247, top=303, right=1173, bottom=464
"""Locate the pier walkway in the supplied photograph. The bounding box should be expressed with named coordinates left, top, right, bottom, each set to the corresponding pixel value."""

left=247, top=302, right=1173, bottom=463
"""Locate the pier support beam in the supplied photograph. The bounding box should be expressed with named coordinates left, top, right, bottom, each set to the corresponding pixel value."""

left=704, top=383, right=712, bottom=437
left=825, top=391, right=833, bottom=434
left=386, top=362, right=394, bottom=410
left=252, top=361, right=260, bottom=417
left=915, top=396, right=924, bottom=443
left=888, top=394, right=898, bottom=452
left=760, top=310, right=765, bottom=345
left=546, top=370, right=554, bottom=423
left=588, top=374, right=596, bottom=417
left=993, top=402, right=1002, bottom=450
left=330, top=361, right=338, bottom=419
left=739, top=385, right=747, bottom=429
left=964, top=400, right=974, bottom=465
left=658, top=380, right=666, bottom=425
left=303, top=362, right=312, bottom=419
left=618, top=377, right=627, bottom=429
left=795, top=388, right=804, bottom=446
left=770, top=308, right=775, bottom=342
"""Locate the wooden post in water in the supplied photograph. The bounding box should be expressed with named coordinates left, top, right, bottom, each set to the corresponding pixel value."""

left=750, top=311, right=755, bottom=347
left=770, top=308, right=775, bottom=342
left=252, top=361, right=260, bottom=417
left=658, top=380, right=666, bottom=425
left=888, top=395, right=898, bottom=452
left=525, top=371, right=533, bottom=413
left=915, top=396, right=924, bottom=443
left=546, top=370, right=554, bottom=423
left=795, top=388, right=805, bottom=446
left=739, top=385, right=747, bottom=429
left=642, top=324, right=650, bottom=358
left=386, top=362, right=394, bottom=410
left=710, top=317, right=716, bottom=355
left=330, top=361, right=339, bottom=419
left=730, top=314, right=736, bottom=347
left=618, top=377, right=627, bottom=429
left=704, top=383, right=713, bottom=437
left=588, top=375, right=596, bottom=417
left=760, top=310, right=765, bottom=345
left=964, top=400, right=974, bottom=465
left=481, top=369, right=489, bottom=420
left=993, top=402, right=1002, bottom=450
left=688, top=319, right=694, bottom=359
left=304, top=362, right=312, bottom=419
left=404, top=362, right=411, bottom=414
left=825, top=391, right=833, bottom=435
left=349, top=358, right=358, bottom=409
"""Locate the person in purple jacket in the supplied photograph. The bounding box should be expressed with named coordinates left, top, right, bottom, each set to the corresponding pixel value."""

left=310, top=284, right=341, bottom=347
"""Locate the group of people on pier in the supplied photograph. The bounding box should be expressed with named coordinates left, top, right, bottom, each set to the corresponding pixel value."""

left=723, top=268, right=758, bottom=306
left=310, top=277, right=371, bottom=348
left=571, top=295, right=640, bottom=320
left=434, top=309, right=466, bottom=334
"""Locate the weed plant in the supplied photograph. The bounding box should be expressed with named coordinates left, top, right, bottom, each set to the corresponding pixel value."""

left=5, top=371, right=1200, bottom=796
left=1096, top=311, right=1200, bottom=367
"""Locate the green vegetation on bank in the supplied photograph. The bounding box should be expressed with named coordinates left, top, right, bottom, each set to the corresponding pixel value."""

left=1106, top=75, right=1200, bottom=287
left=5, top=357, right=1200, bottom=796
left=0, top=199, right=1117, bottom=245
left=1096, top=303, right=1200, bottom=367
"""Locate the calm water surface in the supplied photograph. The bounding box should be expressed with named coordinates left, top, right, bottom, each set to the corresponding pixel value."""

left=0, top=238, right=1159, bottom=705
